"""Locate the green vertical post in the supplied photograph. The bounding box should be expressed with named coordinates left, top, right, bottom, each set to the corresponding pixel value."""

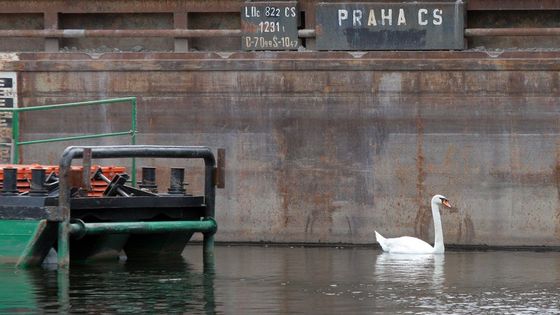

left=203, top=233, right=215, bottom=266
left=57, top=268, right=70, bottom=313
left=57, top=222, right=70, bottom=268
left=130, top=98, right=137, bottom=186
left=12, top=110, right=19, bottom=164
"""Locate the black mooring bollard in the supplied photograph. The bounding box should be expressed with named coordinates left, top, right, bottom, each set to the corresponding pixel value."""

left=30, top=168, right=48, bottom=196
left=139, top=167, right=158, bottom=192
left=2, top=168, right=19, bottom=195
left=168, top=167, right=186, bottom=195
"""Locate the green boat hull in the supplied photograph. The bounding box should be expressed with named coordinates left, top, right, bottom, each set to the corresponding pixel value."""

left=0, top=219, right=213, bottom=266
left=0, top=219, right=57, bottom=267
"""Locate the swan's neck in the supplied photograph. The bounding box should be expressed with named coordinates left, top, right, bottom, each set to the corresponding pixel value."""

left=431, top=200, right=444, bottom=253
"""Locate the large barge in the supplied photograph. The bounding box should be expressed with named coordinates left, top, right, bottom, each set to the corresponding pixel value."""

left=0, top=145, right=224, bottom=268
left=1, top=0, right=560, bottom=247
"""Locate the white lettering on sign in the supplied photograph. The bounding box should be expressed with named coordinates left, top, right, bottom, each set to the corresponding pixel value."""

left=367, top=9, right=377, bottom=26
left=337, top=8, right=444, bottom=27
left=381, top=9, right=392, bottom=26
left=353, top=9, right=362, bottom=26
left=245, top=5, right=297, bottom=18
left=244, top=6, right=260, bottom=17
left=418, top=8, right=428, bottom=25
left=433, top=9, right=443, bottom=25
left=397, top=8, right=406, bottom=25
left=338, top=9, right=348, bottom=26
left=285, top=7, right=297, bottom=17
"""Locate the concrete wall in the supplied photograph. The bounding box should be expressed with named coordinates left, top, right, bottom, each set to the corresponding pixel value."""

left=2, top=51, right=560, bottom=246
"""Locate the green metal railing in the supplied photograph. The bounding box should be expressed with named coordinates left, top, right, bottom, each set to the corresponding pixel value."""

left=0, top=97, right=137, bottom=182
left=69, top=218, right=217, bottom=238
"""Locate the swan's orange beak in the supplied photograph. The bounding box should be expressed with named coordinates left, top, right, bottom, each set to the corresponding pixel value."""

left=442, top=199, right=451, bottom=208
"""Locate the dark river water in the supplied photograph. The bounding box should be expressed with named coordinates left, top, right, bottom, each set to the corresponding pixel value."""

left=1, top=245, right=560, bottom=314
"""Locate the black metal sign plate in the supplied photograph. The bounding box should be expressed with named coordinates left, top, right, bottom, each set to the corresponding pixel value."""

left=316, top=2, right=465, bottom=50
left=0, top=72, right=16, bottom=163
left=0, top=78, right=13, bottom=88
left=0, top=145, right=10, bottom=163
left=241, top=1, right=300, bottom=50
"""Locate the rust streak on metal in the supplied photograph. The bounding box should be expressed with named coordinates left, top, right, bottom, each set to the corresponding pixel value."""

left=413, top=105, right=429, bottom=241
left=462, top=215, right=475, bottom=243
left=82, top=147, right=92, bottom=193
left=555, top=147, right=560, bottom=238
left=273, top=127, right=291, bottom=229
left=216, top=148, right=225, bottom=189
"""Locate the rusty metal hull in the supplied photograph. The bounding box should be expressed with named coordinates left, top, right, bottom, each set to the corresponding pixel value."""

left=2, top=51, right=560, bottom=247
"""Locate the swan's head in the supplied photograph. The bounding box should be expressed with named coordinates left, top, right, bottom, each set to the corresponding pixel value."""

left=432, top=194, right=451, bottom=208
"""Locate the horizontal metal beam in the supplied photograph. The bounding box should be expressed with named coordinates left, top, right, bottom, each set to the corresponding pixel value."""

left=0, top=29, right=316, bottom=39
left=0, top=0, right=243, bottom=13
left=7, top=27, right=560, bottom=41
left=465, top=28, right=560, bottom=37
left=5, top=27, right=560, bottom=40
left=6, top=53, right=560, bottom=72
left=2, top=0, right=560, bottom=13
left=69, top=218, right=217, bottom=238
left=0, top=29, right=242, bottom=38
left=467, top=0, right=560, bottom=10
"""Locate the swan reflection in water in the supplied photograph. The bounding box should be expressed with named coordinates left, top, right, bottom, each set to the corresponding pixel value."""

left=374, top=253, right=445, bottom=290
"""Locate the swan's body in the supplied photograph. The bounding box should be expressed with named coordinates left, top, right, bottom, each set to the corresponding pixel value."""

left=374, top=233, right=438, bottom=254
left=375, top=195, right=451, bottom=254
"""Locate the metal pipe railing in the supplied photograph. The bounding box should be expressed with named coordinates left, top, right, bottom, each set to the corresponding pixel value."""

left=56, top=145, right=217, bottom=268
left=3, top=27, right=560, bottom=39
left=0, top=97, right=137, bottom=172
left=0, top=29, right=241, bottom=38
left=465, top=28, right=560, bottom=37
left=0, top=29, right=316, bottom=38
left=69, top=218, right=217, bottom=238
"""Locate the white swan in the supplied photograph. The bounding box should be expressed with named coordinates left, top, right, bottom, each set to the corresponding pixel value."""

left=375, top=195, right=451, bottom=254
